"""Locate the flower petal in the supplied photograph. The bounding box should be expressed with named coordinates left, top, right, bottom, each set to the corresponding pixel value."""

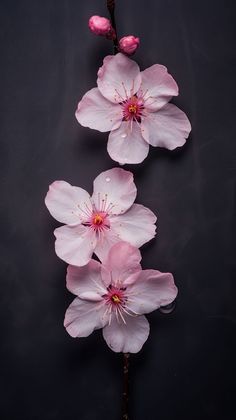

left=97, top=53, right=141, bottom=104
left=92, top=167, right=137, bottom=215
left=107, top=121, right=149, bottom=164
left=138, top=64, right=178, bottom=111
left=45, top=181, right=92, bottom=225
left=110, top=204, right=157, bottom=248
left=102, top=241, right=142, bottom=286
left=64, top=298, right=107, bottom=338
left=141, top=103, right=191, bottom=150
left=102, top=314, right=149, bottom=353
left=94, top=228, right=120, bottom=264
left=124, top=270, right=178, bottom=315
left=75, top=87, right=122, bottom=132
left=66, top=260, right=107, bottom=299
left=54, top=225, right=96, bottom=266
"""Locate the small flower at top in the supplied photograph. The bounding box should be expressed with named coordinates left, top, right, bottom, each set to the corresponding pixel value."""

left=88, top=15, right=115, bottom=39
left=64, top=241, right=178, bottom=353
left=76, top=53, right=191, bottom=164
left=119, top=36, right=140, bottom=55
left=45, top=168, right=156, bottom=267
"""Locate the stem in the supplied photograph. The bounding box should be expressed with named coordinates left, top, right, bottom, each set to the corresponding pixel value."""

left=107, top=0, right=119, bottom=53
left=122, top=353, right=130, bottom=420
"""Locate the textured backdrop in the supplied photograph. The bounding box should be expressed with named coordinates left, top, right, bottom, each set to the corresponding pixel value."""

left=0, top=0, right=236, bottom=419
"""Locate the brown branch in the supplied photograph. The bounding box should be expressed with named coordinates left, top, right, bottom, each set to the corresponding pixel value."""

left=107, top=0, right=119, bottom=53
left=122, top=353, right=130, bottom=420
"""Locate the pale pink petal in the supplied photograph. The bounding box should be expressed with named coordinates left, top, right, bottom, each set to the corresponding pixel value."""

left=107, top=121, right=149, bottom=164
left=94, top=228, right=120, bottom=264
left=92, top=167, right=137, bottom=215
left=110, top=204, right=157, bottom=248
left=102, top=314, right=149, bottom=353
left=66, top=260, right=107, bottom=298
left=75, top=87, right=122, bottom=132
left=141, top=103, right=191, bottom=150
left=54, top=225, right=97, bottom=266
left=97, top=53, right=141, bottom=104
left=138, top=64, right=178, bottom=111
left=45, top=181, right=92, bottom=225
left=64, top=298, right=107, bottom=338
left=102, top=241, right=141, bottom=286
left=124, top=270, right=177, bottom=315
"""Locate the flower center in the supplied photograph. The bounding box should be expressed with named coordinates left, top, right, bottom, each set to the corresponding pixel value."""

left=93, top=214, right=103, bottom=225
left=105, top=285, right=125, bottom=306
left=111, top=294, right=121, bottom=304
left=84, top=211, right=110, bottom=232
left=128, top=104, right=137, bottom=114
left=122, top=95, right=144, bottom=122
left=103, top=284, right=138, bottom=324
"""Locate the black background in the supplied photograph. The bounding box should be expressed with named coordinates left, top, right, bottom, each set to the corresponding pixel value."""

left=1, top=1, right=236, bottom=419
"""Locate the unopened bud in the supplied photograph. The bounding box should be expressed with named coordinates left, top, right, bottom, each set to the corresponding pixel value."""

left=88, top=15, right=112, bottom=36
left=119, top=35, right=140, bottom=55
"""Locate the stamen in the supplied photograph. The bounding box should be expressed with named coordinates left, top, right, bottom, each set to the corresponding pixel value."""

left=103, top=194, right=108, bottom=211
left=111, top=294, right=121, bottom=303
left=130, top=118, right=133, bottom=132
left=106, top=202, right=115, bottom=214
left=123, top=305, right=141, bottom=316
left=121, top=82, right=129, bottom=99
left=103, top=302, right=112, bottom=320
left=128, top=104, right=137, bottom=114
left=142, top=88, right=149, bottom=100
left=115, top=307, right=120, bottom=323
left=117, top=306, right=126, bottom=324
left=144, top=97, right=157, bottom=108
left=93, top=214, right=103, bottom=225
left=114, top=88, right=125, bottom=102
left=130, top=79, right=135, bottom=97
left=92, top=278, right=106, bottom=293
left=109, top=311, right=112, bottom=325
left=77, top=204, right=92, bottom=218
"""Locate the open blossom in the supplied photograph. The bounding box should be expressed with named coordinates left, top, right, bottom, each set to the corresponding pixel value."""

left=119, top=35, right=140, bottom=55
left=76, top=53, right=191, bottom=164
left=64, top=241, right=178, bottom=353
left=45, top=168, right=156, bottom=267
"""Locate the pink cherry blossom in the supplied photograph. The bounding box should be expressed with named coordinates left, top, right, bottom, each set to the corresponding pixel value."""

left=45, top=168, right=156, bottom=267
left=64, top=241, right=178, bottom=353
left=119, top=35, right=140, bottom=55
left=76, top=53, right=191, bottom=164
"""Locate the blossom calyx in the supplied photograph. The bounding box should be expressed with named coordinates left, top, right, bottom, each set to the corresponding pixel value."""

left=119, top=36, right=140, bottom=55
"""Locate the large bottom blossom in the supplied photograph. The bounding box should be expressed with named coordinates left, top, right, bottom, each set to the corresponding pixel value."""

left=64, top=242, right=177, bottom=353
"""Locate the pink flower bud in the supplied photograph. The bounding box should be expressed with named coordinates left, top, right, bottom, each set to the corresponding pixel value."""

left=88, top=15, right=112, bottom=36
left=119, top=35, right=140, bottom=55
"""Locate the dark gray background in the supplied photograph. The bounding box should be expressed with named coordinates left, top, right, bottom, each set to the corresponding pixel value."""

left=0, top=0, right=236, bottom=419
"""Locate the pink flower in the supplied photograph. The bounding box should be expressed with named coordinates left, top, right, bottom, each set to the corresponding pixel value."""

left=76, top=53, right=191, bottom=164
left=45, top=168, right=156, bottom=267
left=88, top=15, right=113, bottom=37
left=119, top=35, right=140, bottom=55
left=64, top=241, right=178, bottom=353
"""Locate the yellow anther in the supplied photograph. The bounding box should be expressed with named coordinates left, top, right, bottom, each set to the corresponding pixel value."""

left=128, top=104, right=137, bottom=114
left=93, top=214, right=103, bottom=225
left=111, top=294, right=120, bottom=303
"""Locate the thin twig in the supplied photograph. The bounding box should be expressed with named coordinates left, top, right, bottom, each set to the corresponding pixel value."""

left=107, top=0, right=119, bottom=53
left=122, top=353, right=130, bottom=420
